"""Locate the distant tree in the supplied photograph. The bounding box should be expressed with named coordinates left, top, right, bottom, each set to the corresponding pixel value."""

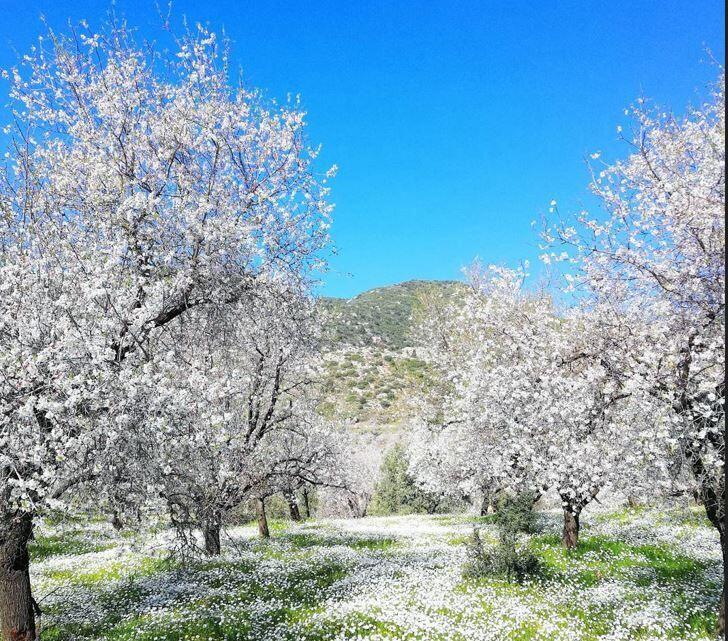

left=414, top=265, right=663, bottom=548
left=369, top=444, right=447, bottom=515
left=315, top=434, right=382, bottom=518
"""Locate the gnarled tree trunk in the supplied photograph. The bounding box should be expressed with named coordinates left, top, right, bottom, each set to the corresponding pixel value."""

left=686, top=433, right=725, bottom=638
left=301, top=488, right=310, bottom=519
left=256, top=499, right=270, bottom=539
left=0, top=512, right=36, bottom=641
left=480, top=490, right=499, bottom=516
left=562, top=509, right=580, bottom=550
left=347, top=495, right=365, bottom=518
left=203, top=519, right=221, bottom=556
left=110, top=511, right=124, bottom=531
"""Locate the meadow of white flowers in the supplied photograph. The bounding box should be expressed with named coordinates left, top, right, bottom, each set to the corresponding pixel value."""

left=33, top=503, right=721, bottom=641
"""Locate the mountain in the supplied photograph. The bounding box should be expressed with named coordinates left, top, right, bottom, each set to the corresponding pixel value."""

left=316, top=280, right=464, bottom=428
left=319, top=279, right=464, bottom=350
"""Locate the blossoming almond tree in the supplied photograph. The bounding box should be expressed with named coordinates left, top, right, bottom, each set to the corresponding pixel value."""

left=314, top=433, right=383, bottom=518
left=414, top=264, right=662, bottom=547
left=410, top=267, right=550, bottom=513
left=151, top=286, right=345, bottom=554
left=545, top=75, right=725, bottom=632
left=0, top=20, right=331, bottom=639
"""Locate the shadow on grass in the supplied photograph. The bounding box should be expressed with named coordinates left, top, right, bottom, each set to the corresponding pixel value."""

left=41, top=553, right=352, bottom=641
left=30, top=530, right=116, bottom=561
left=285, top=532, right=398, bottom=552
left=433, top=514, right=497, bottom=527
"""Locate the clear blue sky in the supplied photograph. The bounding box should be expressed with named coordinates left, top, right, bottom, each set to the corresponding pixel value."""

left=0, top=1, right=724, bottom=297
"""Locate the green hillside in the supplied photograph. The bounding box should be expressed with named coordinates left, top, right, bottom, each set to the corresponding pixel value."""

left=319, top=279, right=464, bottom=350
left=317, top=348, right=440, bottom=427
left=317, top=280, right=464, bottom=426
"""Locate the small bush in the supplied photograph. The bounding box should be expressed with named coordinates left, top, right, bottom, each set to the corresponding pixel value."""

left=493, top=492, right=538, bottom=535
left=463, top=493, right=540, bottom=583
left=368, top=444, right=453, bottom=516
left=463, top=528, right=540, bottom=583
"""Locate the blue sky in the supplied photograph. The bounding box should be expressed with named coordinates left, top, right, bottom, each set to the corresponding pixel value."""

left=0, top=1, right=724, bottom=297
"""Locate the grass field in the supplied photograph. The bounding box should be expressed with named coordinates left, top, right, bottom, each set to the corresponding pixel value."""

left=31, top=505, right=722, bottom=640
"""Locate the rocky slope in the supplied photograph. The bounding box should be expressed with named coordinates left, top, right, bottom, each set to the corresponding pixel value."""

left=316, top=280, right=463, bottom=429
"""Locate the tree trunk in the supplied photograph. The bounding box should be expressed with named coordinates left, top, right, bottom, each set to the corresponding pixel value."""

left=687, top=444, right=725, bottom=637
left=479, top=495, right=488, bottom=516
left=562, top=509, right=580, bottom=550
left=285, top=491, right=301, bottom=522
left=256, top=499, right=270, bottom=539
left=0, top=512, right=36, bottom=641
left=203, top=520, right=221, bottom=556
left=712, top=534, right=725, bottom=637
left=627, top=495, right=640, bottom=509
left=480, top=492, right=497, bottom=516
left=347, top=496, right=361, bottom=518
left=111, top=511, right=124, bottom=531
left=719, top=581, right=725, bottom=639
left=302, top=488, right=310, bottom=519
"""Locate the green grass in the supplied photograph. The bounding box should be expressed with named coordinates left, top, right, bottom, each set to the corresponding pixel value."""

left=453, top=512, right=721, bottom=640
left=241, top=517, right=291, bottom=534
left=45, top=556, right=177, bottom=587
left=29, top=530, right=115, bottom=561
left=530, top=534, right=708, bottom=586
left=594, top=504, right=711, bottom=529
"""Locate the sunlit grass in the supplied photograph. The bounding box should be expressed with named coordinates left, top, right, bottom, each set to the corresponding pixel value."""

left=33, top=506, right=722, bottom=641
left=530, top=533, right=709, bottom=585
